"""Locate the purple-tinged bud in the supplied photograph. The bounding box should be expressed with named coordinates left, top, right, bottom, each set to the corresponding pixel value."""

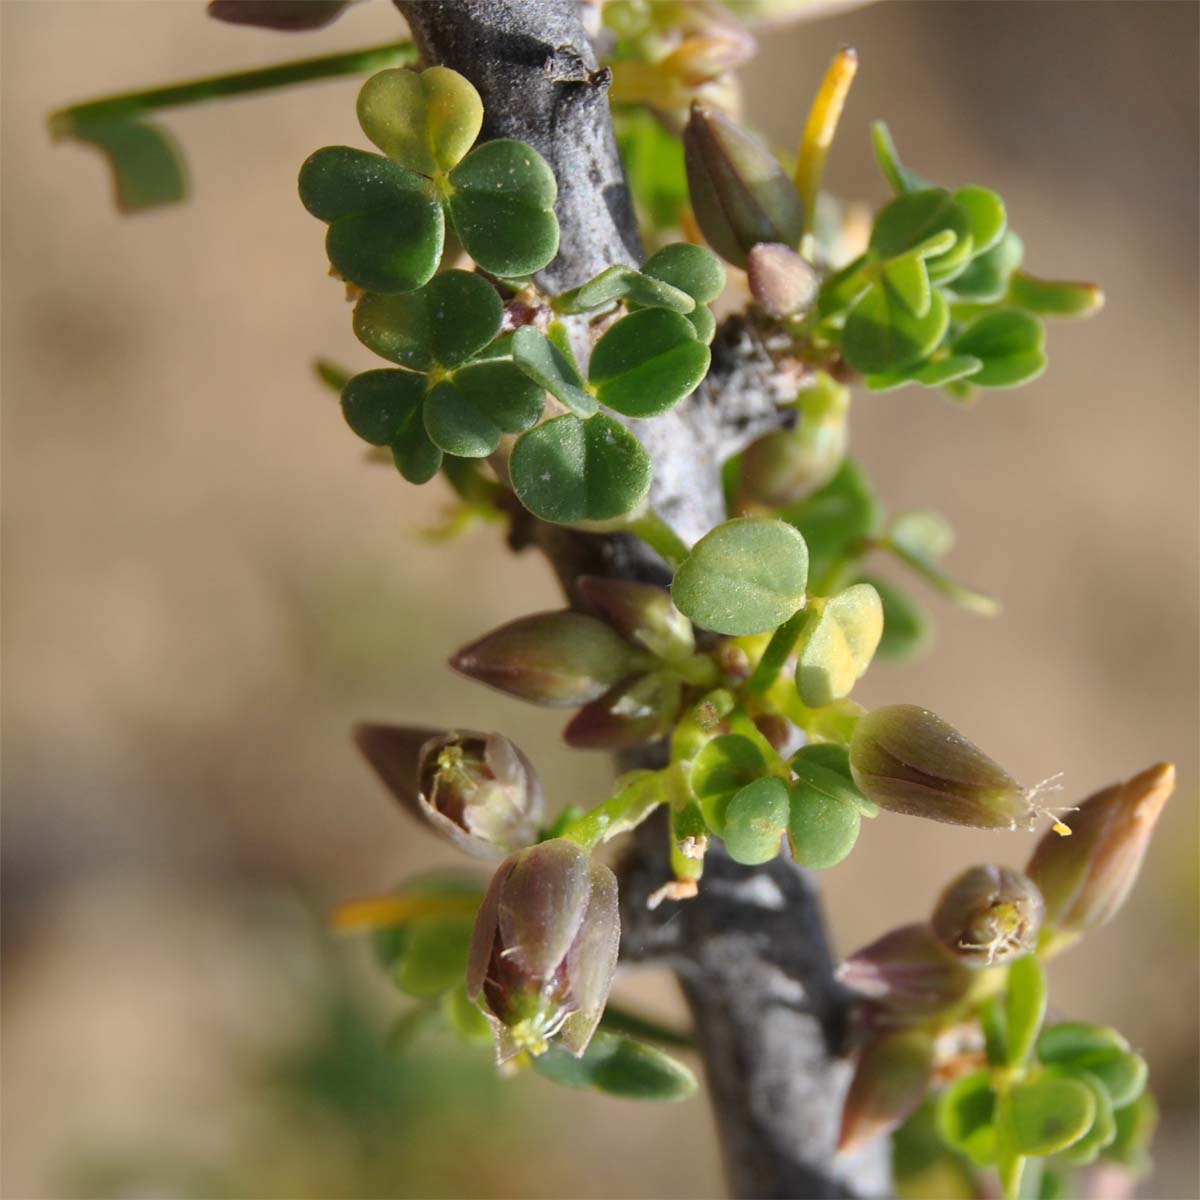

left=355, top=724, right=543, bottom=858
left=450, top=612, right=654, bottom=706
left=838, top=1029, right=935, bottom=1152
left=839, top=923, right=974, bottom=1022
left=207, top=0, right=350, bottom=30
left=577, top=576, right=694, bottom=663
left=849, top=704, right=1035, bottom=830
left=564, top=670, right=683, bottom=751
left=467, top=839, right=620, bottom=1062
left=1026, top=763, right=1174, bottom=948
left=683, top=103, right=804, bottom=267
left=931, top=864, right=1044, bottom=967
left=747, top=243, right=818, bottom=318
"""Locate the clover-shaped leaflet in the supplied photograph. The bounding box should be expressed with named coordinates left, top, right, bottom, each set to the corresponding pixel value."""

left=342, top=270, right=543, bottom=480
left=299, top=66, right=559, bottom=294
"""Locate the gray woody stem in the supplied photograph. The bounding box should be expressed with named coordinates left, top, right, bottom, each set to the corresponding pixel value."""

left=398, top=2, right=889, bottom=1195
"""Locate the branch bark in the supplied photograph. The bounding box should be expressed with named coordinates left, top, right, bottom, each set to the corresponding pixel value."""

left=398, top=2, right=889, bottom=1195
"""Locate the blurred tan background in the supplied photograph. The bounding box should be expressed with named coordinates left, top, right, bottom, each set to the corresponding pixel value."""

left=2, top=2, right=1197, bottom=1197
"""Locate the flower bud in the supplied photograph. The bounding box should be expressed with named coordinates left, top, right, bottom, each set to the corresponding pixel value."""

left=450, top=611, right=654, bottom=706
left=577, top=575, right=694, bottom=663
left=1026, top=763, right=1174, bottom=947
left=467, top=839, right=620, bottom=1062
left=355, top=724, right=544, bottom=858
left=746, top=243, right=818, bottom=318
left=838, top=1029, right=935, bottom=1152
left=564, top=670, right=682, bottom=750
left=849, top=704, right=1033, bottom=829
left=683, top=103, right=804, bottom=267
left=839, top=923, right=973, bottom=1022
left=931, top=864, right=1044, bottom=967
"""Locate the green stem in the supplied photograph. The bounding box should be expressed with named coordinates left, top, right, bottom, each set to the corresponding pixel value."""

left=747, top=606, right=810, bottom=695
left=600, top=1002, right=695, bottom=1049
left=626, top=509, right=691, bottom=569
left=48, top=41, right=416, bottom=137
left=559, top=770, right=665, bottom=852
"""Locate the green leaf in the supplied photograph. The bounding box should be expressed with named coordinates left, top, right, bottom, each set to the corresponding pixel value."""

left=817, top=253, right=871, bottom=318
left=882, top=252, right=931, bottom=318
left=787, top=777, right=861, bottom=868
left=781, top=459, right=882, bottom=582
left=870, top=121, right=927, bottom=195
left=865, top=354, right=984, bottom=392
left=341, top=368, right=426, bottom=446
left=885, top=535, right=999, bottom=618
left=1007, top=270, right=1104, bottom=317
left=532, top=1030, right=697, bottom=1101
left=588, top=309, right=711, bottom=418
left=671, top=517, right=809, bottom=636
left=861, top=575, right=933, bottom=661
left=511, top=327, right=597, bottom=417
left=723, top=777, right=789, bottom=864
left=1103, top=1091, right=1158, bottom=1169
left=790, top=744, right=877, bottom=817
left=510, top=413, right=652, bottom=524
left=640, top=242, right=725, bottom=340
left=690, top=733, right=768, bottom=836
left=795, top=584, right=883, bottom=708
left=1037, top=1022, right=1128, bottom=1065
left=1053, top=1068, right=1116, bottom=1166
left=1005, top=1077, right=1095, bottom=1157
left=442, top=984, right=493, bottom=1047
left=948, top=230, right=1024, bottom=303
left=423, top=361, right=544, bottom=457
left=938, top=1070, right=998, bottom=1167
left=614, top=107, right=689, bottom=232
left=559, top=265, right=695, bottom=315
left=299, top=146, right=444, bottom=294
left=842, top=280, right=949, bottom=375
left=353, top=270, right=501, bottom=371
left=954, top=185, right=1006, bottom=256
left=870, top=189, right=973, bottom=280
left=72, top=119, right=186, bottom=212
left=1073, top=1050, right=1148, bottom=1110
left=1004, top=955, right=1047, bottom=1068
left=446, top=138, right=559, bottom=278
left=356, top=66, right=483, bottom=176
left=951, top=309, right=1046, bottom=388
left=392, top=420, right=442, bottom=483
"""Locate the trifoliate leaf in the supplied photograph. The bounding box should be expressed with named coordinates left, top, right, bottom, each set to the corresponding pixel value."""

left=423, top=361, right=543, bottom=457
left=511, top=327, right=597, bottom=417
left=690, top=733, right=768, bottom=836
left=950, top=309, right=1046, bottom=388
left=723, top=777, right=789, bottom=864
left=357, top=66, right=483, bottom=176
left=341, top=368, right=426, bottom=446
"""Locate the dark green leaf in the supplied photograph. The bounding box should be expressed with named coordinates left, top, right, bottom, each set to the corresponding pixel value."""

left=446, top=138, right=559, bottom=278
left=842, top=280, right=949, bottom=375
left=671, top=517, right=810, bottom=636
left=640, top=242, right=725, bottom=337
left=790, top=747, right=878, bottom=819
left=787, top=776, right=861, bottom=868
left=559, top=265, right=695, bottom=315
left=391, top=420, right=442, bottom=483
left=532, top=1030, right=697, bottom=1101
left=511, top=327, right=597, bottom=417
left=423, top=361, right=543, bottom=457
left=510, top=413, right=652, bottom=524
left=589, top=309, right=710, bottom=418
left=341, top=368, right=426, bottom=446
left=299, top=146, right=444, bottom=294
left=951, top=309, right=1046, bottom=388
left=865, top=354, right=983, bottom=392
left=72, top=119, right=186, bottom=212
left=723, top=777, right=789, bottom=864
